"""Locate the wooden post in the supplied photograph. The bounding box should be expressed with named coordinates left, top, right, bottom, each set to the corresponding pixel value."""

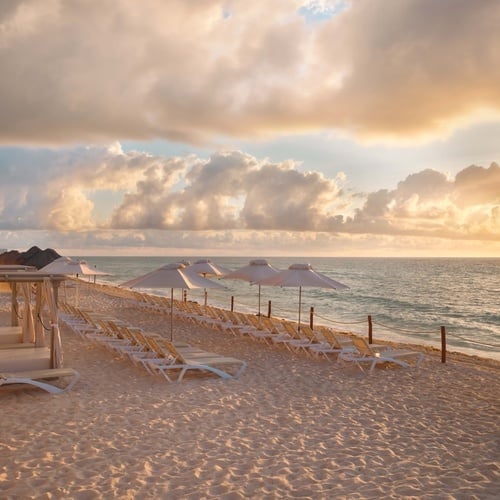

left=34, top=283, right=44, bottom=345
left=11, top=283, right=18, bottom=326
left=310, top=306, right=314, bottom=329
left=230, top=296, right=234, bottom=312
left=267, top=300, right=272, bottom=318
left=53, top=281, right=60, bottom=306
left=441, top=326, right=446, bottom=363
left=368, top=315, right=373, bottom=344
left=183, top=289, right=187, bottom=302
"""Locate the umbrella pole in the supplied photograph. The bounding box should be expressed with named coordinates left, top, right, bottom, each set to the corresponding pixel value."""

left=258, top=284, right=262, bottom=324
left=75, top=279, right=79, bottom=307
left=298, top=286, right=302, bottom=331
left=170, top=288, right=174, bottom=341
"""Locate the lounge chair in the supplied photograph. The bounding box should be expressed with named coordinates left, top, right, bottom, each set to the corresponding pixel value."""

left=111, top=327, right=153, bottom=358
left=147, top=341, right=247, bottom=383
left=340, top=336, right=424, bottom=374
left=128, top=333, right=179, bottom=370
left=0, top=367, right=80, bottom=394
left=287, top=325, right=328, bottom=354
left=247, top=317, right=286, bottom=343
left=271, top=322, right=310, bottom=351
left=308, top=330, right=357, bottom=361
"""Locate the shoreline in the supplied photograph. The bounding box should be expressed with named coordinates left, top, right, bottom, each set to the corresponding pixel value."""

left=93, top=279, right=500, bottom=367
left=1, top=282, right=499, bottom=498
left=82, top=255, right=500, bottom=363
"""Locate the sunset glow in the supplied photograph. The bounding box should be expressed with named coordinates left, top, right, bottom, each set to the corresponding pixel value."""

left=0, top=0, right=499, bottom=256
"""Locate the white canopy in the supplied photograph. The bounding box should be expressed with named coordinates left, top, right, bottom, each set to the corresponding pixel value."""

left=259, top=263, right=348, bottom=329
left=222, top=259, right=280, bottom=316
left=121, top=263, right=225, bottom=340
left=39, top=257, right=109, bottom=276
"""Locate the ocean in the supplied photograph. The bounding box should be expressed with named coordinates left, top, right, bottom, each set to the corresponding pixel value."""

left=73, top=256, right=500, bottom=361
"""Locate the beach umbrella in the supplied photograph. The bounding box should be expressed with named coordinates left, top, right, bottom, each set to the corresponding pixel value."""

left=39, top=257, right=110, bottom=305
left=222, top=259, right=280, bottom=317
left=39, top=257, right=109, bottom=277
left=185, top=259, right=230, bottom=306
left=65, top=260, right=110, bottom=278
left=258, top=263, right=349, bottom=330
left=176, top=260, right=192, bottom=300
left=186, top=258, right=230, bottom=278
left=38, top=256, right=73, bottom=273
left=121, top=263, right=225, bottom=340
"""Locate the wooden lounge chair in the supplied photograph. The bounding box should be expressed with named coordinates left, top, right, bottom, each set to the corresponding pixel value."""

left=308, top=330, right=357, bottom=361
left=220, top=311, right=257, bottom=335
left=340, top=336, right=424, bottom=374
left=0, top=367, right=80, bottom=394
left=271, top=322, right=310, bottom=351
left=247, top=317, right=286, bottom=343
left=287, top=325, right=328, bottom=354
left=147, top=341, right=247, bottom=383
left=128, top=333, right=178, bottom=370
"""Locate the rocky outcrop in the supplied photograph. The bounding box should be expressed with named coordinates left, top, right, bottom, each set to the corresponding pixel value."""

left=0, top=246, right=61, bottom=269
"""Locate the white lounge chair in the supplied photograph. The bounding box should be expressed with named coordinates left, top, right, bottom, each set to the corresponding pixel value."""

left=340, top=337, right=424, bottom=374
left=147, top=341, right=247, bottom=383
left=308, top=330, right=357, bottom=361
left=0, top=367, right=80, bottom=394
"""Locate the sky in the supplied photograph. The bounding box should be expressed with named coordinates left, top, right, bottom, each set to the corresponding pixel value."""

left=0, top=0, right=499, bottom=257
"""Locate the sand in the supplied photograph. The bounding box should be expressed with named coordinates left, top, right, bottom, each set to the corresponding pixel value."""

left=1, top=283, right=499, bottom=499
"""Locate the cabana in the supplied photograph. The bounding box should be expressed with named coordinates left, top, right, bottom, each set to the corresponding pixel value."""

left=0, top=269, right=67, bottom=371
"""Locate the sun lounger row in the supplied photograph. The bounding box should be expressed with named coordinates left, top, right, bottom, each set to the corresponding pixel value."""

left=151, top=302, right=425, bottom=373
left=164, top=303, right=353, bottom=357
left=60, top=300, right=424, bottom=375
left=60, top=305, right=247, bottom=383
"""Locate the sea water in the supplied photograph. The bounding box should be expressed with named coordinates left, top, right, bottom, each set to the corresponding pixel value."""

left=75, top=256, right=500, bottom=361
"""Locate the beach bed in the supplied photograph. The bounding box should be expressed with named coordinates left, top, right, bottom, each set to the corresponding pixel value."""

left=0, top=346, right=51, bottom=372
left=0, top=326, right=23, bottom=345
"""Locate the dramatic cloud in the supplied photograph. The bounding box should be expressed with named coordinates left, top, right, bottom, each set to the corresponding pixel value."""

left=350, top=163, right=500, bottom=240
left=1, top=0, right=499, bottom=145
left=0, top=144, right=190, bottom=230
left=0, top=145, right=498, bottom=247
left=315, top=0, right=500, bottom=141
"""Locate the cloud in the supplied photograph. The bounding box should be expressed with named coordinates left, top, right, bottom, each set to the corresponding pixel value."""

left=350, top=164, right=500, bottom=240
left=454, top=163, right=500, bottom=206
left=2, top=228, right=499, bottom=259
left=315, top=0, right=500, bottom=141
left=0, top=144, right=498, bottom=246
left=110, top=150, right=344, bottom=231
left=0, top=144, right=190, bottom=230
left=0, top=0, right=499, bottom=146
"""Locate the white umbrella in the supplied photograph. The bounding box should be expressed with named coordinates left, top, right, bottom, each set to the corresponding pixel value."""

left=121, top=262, right=225, bottom=340
left=186, top=259, right=230, bottom=278
left=176, top=260, right=192, bottom=300
left=65, top=260, right=110, bottom=277
left=39, top=257, right=109, bottom=277
left=185, top=259, right=230, bottom=306
left=258, top=263, right=349, bottom=330
left=38, top=256, right=73, bottom=273
left=222, top=259, right=280, bottom=316
left=39, top=257, right=110, bottom=305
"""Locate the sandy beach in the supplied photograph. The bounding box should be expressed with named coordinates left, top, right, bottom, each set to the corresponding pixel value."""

left=1, top=282, right=499, bottom=499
